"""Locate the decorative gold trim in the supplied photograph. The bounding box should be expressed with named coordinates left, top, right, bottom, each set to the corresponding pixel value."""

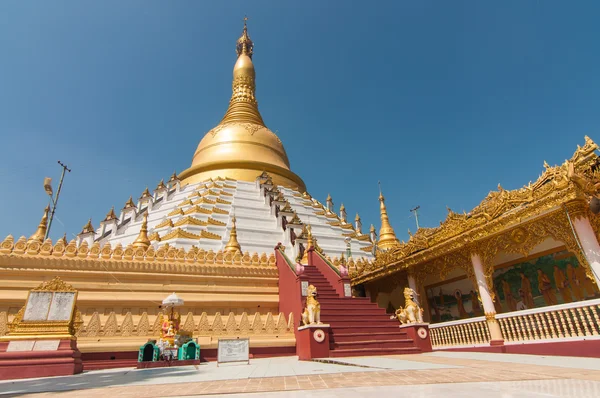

left=173, top=216, right=207, bottom=227
left=160, top=228, right=202, bottom=241
left=184, top=206, right=212, bottom=215
left=168, top=208, right=184, bottom=217
left=155, top=219, right=174, bottom=229
left=201, top=230, right=222, bottom=240
left=208, top=217, right=227, bottom=226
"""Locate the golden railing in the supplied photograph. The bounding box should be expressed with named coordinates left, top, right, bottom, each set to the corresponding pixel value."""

left=429, top=299, right=600, bottom=349
left=429, top=316, right=490, bottom=348
left=496, top=299, right=600, bottom=342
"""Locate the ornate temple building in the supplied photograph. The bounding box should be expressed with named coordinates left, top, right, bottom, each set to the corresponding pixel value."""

left=0, top=22, right=376, bottom=365
left=2, top=20, right=600, bottom=365
left=352, top=137, right=600, bottom=355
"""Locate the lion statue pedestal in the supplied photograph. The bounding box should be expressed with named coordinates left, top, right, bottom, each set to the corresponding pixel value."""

left=297, top=284, right=331, bottom=360
left=297, top=324, right=331, bottom=360
left=390, top=287, right=432, bottom=353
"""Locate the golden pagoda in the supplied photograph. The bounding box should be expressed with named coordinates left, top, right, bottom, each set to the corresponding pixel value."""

left=179, top=19, right=305, bottom=191
left=377, top=186, right=400, bottom=250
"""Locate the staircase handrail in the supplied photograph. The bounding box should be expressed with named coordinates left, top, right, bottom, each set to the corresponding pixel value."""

left=277, top=247, right=297, bottom=275
left=314, top=250, right=341, bottom=276
left=274, top=247, right=304, bottom=335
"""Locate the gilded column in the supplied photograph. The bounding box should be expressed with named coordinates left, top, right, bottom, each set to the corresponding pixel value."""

left=471, top=253, right=504, bottom=345
left=566, top=202, right=600, bottom=288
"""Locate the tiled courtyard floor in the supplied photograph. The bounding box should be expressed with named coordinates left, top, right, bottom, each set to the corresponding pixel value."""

left=2, top=352, right=600, bottom=397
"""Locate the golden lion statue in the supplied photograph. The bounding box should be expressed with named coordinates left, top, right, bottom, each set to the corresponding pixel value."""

left=391, top=287, right=424, bottom=324
left=302, top=284, right=321, bottom=325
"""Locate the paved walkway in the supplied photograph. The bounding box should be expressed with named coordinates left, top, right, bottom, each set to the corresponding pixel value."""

left=1, top=352, right=600, bottom=397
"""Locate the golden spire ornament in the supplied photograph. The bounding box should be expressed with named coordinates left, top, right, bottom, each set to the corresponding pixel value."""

left=132, top=213, right=151, bottom=249
left=28, top=205, right=50, bottom=244
left=58, top=233, right=67, bottom=245
left=123, top=196, right=136, bottom=210
left=80, top=219, right=95, bottom=235
left=139, top=187, right=152, bottom=201
left=155, top=179, right=167, bottom=191
left=377, top=182, right=400, bottom=250
left=104, top=207, right=117, bottom=222
left=224, top=215, right=242, bottom=254
left=300, top=225, right=314, bottom=265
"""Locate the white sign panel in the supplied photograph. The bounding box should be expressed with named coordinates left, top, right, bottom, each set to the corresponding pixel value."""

left=7, top=340, right=35, bottom=352
left=33, top=340, right=61, bottom=351
left=217, top=338, right=249, bottom=365
left=301, top=281, right=309, bottom=297
left=47, top=292, right=76, bottom=321
left=23, top=292, right=53, bottom=321
left=344, top=283, right=352, bottom=297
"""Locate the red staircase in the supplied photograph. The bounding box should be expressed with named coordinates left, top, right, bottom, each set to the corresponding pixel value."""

left=301, top=265, right=421, bottom=357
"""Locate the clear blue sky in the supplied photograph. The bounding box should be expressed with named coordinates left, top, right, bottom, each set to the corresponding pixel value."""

left=0, top=1, right=598, bottom=243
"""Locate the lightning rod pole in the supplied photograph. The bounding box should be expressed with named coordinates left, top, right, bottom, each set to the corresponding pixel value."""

left=410, top=206, right=421, bottom=230
left=45, top=161, right=71, bottom=240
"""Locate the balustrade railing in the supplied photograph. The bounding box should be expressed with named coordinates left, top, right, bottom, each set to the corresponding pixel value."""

left=429, top=298, right=600, bottom=349
left=496, top=298, right=600, bottom=343
left=429, top=316, right=490, bottom=348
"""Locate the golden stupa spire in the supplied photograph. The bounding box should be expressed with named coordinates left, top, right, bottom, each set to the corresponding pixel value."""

left=28, top=205, right=50, bottom=244
left=377, top=182, right=400, bottom=250
left=132, top=213, right=151, bottom=249
left=224, top=214, right=242, bottom=254
left=180, top=18, right=305, bottom=191
left=220, top=17, right=265, bottom=126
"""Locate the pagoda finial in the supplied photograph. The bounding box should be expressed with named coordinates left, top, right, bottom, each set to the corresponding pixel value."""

left=236, top=16, right=254, bottom=58
left=139, top=187, right=152, bottom=201
left=123, top=196, right=136, bottom=210
left=355, top=213, right=362, bottom=233
left=58, top=233, right=67, bottom=245
left=132, top=212, right=151, bottom=249
left=377, top=182, right=400, bottom=250
left=155, top=179, right=167, bottom=191
left=104, top=207, right=117, bottom=222
left=224, top=214, right=242, bottom=254
left=219, top=18, right=265, bottom=127
left=28, top=205, right=50, bottom=244
left=80, top=219, right=95, bottom=235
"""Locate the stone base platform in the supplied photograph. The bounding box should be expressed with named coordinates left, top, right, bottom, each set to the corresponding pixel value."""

left=0, top=339, right=83, bottom=380
left=136, top=359, right=201, bottom=369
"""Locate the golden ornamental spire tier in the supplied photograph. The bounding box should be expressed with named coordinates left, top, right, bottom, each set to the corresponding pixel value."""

left=132, top=213, right=151, bottom=249
left=28, top=205, right=50, bottom=244
left=224, top=215, right=242, bottom=254
left=377, top=186, right=400, bottom=251
left=180, top=19, right=305, bottom=192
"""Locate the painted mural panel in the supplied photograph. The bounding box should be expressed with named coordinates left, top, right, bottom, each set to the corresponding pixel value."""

left=493, top=250, right=599, bottom=313
left=426, top=277, right=482, bottom=323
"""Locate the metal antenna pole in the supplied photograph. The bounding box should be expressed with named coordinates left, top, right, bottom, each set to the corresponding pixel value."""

left=45, top=161, right=71, bottom=240
left=410, top=206, right=421, bottom=230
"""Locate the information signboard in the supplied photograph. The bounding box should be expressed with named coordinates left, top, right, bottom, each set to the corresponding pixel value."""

left=217, top=338, right=250, bottom=366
